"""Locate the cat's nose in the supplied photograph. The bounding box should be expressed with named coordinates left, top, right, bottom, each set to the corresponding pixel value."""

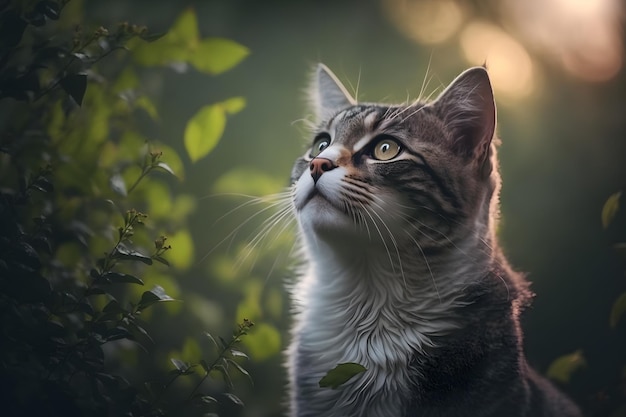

left=310, top=158, right=336, bottom=184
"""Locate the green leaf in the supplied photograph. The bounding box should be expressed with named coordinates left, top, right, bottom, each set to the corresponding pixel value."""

left=60, top=73, right=87, bottom=106
left=204, top=331, right=218, bottom=350
left=610, top=292, right=626, bottom=328
left=102, top=272, right=144, bottom=285
left=198, top=395, right=218, bottom=406
left=32, top=177, right=53, bottom=193
left=105, top=326, right=134, bottom=342
left=153, top=256, right=170, bottom=267
left=602, top=191, right=621, bottom=229
left=103, top=299, right=125, bottom=314
left=139, top=31, right=167, bottom=43
left=214, top=364, right=233, bottom=390
left=137, top=285, right=175, bottom=311
left=222, top=392, right=244, bottom=407
left=190, top=38, right=249, bottom=75
left=109, top=173, right=127, bottom=196
left=230, top=349, right=249, bottom=360
left=319, top=363, right=367, bottom=389
left=170, top=358, right=192, bottom=373
left=113, top=245, right=153, bottom=265
left=220, top=96, right=246, bottom=115
left=155, top=162, right=175, bottom=177
left=226, top=358, right=252, bottom=382
left=184, top=104, right=226, bottom=163
left=546, top=350, right=586, bottom=383
left=168, top=8, right=199, bottom=46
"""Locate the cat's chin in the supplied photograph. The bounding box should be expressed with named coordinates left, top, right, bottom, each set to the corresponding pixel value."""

left=297, top=195, right=359, bottom=236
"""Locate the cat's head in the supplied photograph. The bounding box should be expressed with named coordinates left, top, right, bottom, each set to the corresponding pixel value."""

left=291, top=64, right=499, bottom=251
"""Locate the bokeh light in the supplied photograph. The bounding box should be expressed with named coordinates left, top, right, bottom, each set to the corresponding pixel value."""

left=459, top=21, right=535, bottom=98
left=383, top=0, right=465, bottom=44
left=503, top=0, right=623, bottom=82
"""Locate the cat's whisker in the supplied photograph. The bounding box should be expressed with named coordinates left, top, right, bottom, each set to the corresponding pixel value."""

left=358, top=202, right=398, bottom=275
left=205, top=192, right=289, bottom=228
left=417, top=50, right=434, bottom=102
left=235, top=200, right=294, bottom=271
left=367, top=197, right=407, bottom=290
left=405, top=231, right=441, bottom=302
left=199, top=191, right=292, bottom=266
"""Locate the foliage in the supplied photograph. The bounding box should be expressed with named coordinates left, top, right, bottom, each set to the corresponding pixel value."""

left=546, top=190, right=626, bottom=416
left=546, top=350, right=587, bottom=384
left=0, top=1, right=251, bottom=416
left=318, top=363, right=367, bottom=389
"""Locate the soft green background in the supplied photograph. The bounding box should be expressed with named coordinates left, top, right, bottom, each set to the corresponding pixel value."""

left=87, top=1, right=626, bottom=415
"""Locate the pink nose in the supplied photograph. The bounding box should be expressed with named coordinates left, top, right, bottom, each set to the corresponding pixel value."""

left=310, top=158, right=336, bottom=183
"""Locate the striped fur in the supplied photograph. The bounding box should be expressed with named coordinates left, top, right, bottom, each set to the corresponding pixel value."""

left=286, top=64, right=581, bottom=417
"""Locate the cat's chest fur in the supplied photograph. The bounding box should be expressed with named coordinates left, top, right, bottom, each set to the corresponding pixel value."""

left=288, top=244, right=473, bottom=417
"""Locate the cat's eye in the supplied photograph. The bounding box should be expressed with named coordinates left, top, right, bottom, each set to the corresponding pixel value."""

left=372, top=137, right=402, bottom=161
left=310, top=134, right=331, bottom=158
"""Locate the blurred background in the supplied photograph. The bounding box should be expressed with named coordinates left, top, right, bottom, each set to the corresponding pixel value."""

left=82, top=0, right=626, bottom=415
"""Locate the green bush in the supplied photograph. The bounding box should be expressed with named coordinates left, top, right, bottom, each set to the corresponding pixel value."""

left=0, top=1, right=251, bottom=416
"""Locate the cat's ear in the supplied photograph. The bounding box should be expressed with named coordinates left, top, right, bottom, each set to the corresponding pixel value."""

left=431, top=67, right=496, bottom=177
left=310, top=63, right=356, bottom=122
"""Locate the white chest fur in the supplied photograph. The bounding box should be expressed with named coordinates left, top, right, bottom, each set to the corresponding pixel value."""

left=287, top=240, right=472, bottom=417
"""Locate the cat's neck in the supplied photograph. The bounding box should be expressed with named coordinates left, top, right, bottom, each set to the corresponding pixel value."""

left=296, top=227, right=497, bottom=333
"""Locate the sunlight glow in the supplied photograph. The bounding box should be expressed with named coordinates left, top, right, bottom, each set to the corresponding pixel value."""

left=383, top=0, right=465, bottom=44
left=460, top=22, right=535, bottom=98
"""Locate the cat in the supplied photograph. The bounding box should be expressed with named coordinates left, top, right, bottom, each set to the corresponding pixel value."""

left=285, top=64, right=582, bottom=417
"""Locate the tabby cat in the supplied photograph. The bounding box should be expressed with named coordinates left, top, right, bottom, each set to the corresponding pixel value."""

left=286, top=64, right=582, bottom=417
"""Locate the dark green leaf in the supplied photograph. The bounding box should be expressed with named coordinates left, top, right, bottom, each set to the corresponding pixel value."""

left=197, top=395, right=218, bottom=406
left=319, top=363, right=367, bottom=389
left=218, top=336, right=229, bottom=349
left=222, top=392, right=244, bottom=407
left=200, top=359, right=210, bottom=372
left=113, top=245, right=153, bottom=265
left=103, top=299, right=125, bottom=315
left=137, top=285, right=175, bottom=311
left=214, top=365, right=233, bottom=390
left=230, top=349, right=248, bottom=360
left=226, top=358, right=252, bottom=383
left=128, top=321, right=154, bottom=344
left=60, top=73, right=87, bottom=106
left=36, top=1, right=60, bottom=20
left=78, top=301, right=95, bottom=316
left=171, top=358, right=191, bottom=372
left=153, top=255, right=170, bottom=266
left=85, top=286, right=106, bottom=295
left=139, top=31, right=167, bottom=42
left=105, top=326, right=134, bottom=342
left=102, top=271, right=144, bottom=285
left=32, top=177, right=53, bottom=193
left=204, top=332, right=218, bottom=350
